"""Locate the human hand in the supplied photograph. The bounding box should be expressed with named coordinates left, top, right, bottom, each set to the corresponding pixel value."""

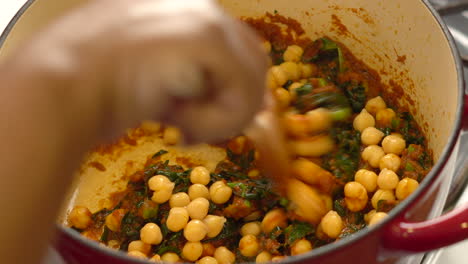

left=12, top=0, right=268, bottom=143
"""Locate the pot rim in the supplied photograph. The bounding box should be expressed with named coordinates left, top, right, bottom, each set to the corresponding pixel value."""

left=0, top=0, right=465, bottom=263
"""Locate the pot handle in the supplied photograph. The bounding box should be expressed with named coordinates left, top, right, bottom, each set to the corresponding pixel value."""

left=382, top=203, right=468, bottom=252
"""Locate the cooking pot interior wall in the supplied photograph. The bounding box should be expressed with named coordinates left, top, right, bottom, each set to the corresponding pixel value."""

left=219, top=0, right=460, bottom=161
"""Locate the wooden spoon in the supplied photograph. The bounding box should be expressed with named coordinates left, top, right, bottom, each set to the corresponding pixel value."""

left=245, top=94, right=328, bottom=224
left=244, top=105, right=292, bottom=196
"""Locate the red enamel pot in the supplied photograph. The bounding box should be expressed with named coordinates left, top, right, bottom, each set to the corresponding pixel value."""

left=0, top=0, right=466, bottom=264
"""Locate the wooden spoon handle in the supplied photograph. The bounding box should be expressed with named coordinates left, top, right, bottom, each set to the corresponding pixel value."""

left=245, top=105, right=291, bottom=196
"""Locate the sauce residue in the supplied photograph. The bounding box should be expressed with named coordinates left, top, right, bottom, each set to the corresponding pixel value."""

left=88, top=161, right=106, bottom=172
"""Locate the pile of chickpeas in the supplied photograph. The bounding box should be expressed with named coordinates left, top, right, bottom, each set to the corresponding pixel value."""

left=69, top=162, right=328, bottom=262
left=129, top=166, right=236, bottom=262
left=69, top=38, right=425, bottom=263
left=266, top=43, right=338, bottom=158
left=346, top=96, right=420, bottom=226
left=280, top=95, right=421, bottom=239
left=262, top=41, right=422, bottom=237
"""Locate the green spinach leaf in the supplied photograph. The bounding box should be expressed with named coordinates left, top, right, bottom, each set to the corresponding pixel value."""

left=152, top=149, right=168, bottom=158
left=284, top=222, right=315, bottom=245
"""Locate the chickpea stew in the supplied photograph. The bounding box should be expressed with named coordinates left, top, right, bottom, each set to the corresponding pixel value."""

left=67, top=14, right=432, bottom=263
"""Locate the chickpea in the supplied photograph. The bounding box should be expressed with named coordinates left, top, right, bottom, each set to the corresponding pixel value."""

left=361, top=145, right=385, bottom=168
left=286, top=179, right=327, bottom=224
left=320, top=210, right=344, bottom=239
left=262, top=41, right=272, bottom=53
left=105, top=209, right=126, bottom=232
left=268, top=66, right=288, bottom=88
left=284, top=114, right=310, bottom=137
left=364, top=209, right=377, bottom=224
left=239, top=234, right=260, bottom=257
left=377, top=168, right=400, bottom=190
left=191, top=166, right=211, bottom=185
left=152, top=189, right=173, bottom=204
left=344, top=182, right=368, bottom=212
left=214, top=247, right=235, bottom=264
left=68, top=206, right=92, bottom=229
left=184, top=220, right=208, bottom=242
left=166, top=207, right=189, bottom=232
left=353, top=109, right=375, bottom=132
left=163, top=126, right=182, bottom=145
left=365, top=96, right=387, bottom=115
left=379, top=153, right=401, bottom=172
left=361, top=127, right=385, bottom=146
left=128, top=240, right=151, bottom=255
left=189, top=184, right=211, bottom=200
left=198, top=256, right=218, bottom=264
left=203, top=215, right=227, bottom=238
left=274, top=88, right=291, bottom=108
left=395, top=178, right=419, bottom=200
left=376, top=108, right=396, bottom=127
left=289, top=135, right=335, bottom=157
left=371, top=189, right=396, bottom=209
left=369, top=212, right=388, bottom=226
left=202, top=243, right=216, bottom=257
left=354, top=169, right=378, bottom=192
left=148, top=175, right=174, bottom=191
left=183, top=241, right=203, bottom=261
left=288, top=82, right=304, bottom=100
left=128, top=251, right=147, bottom=259
left=140, top=223, right=163, bottom=245
left=305, top=108, right=332, bottom=132
left=161, top=252, right=180, bottom=263
left=261, top=208, right=288, bottom=233
left=227, top=136, right=247, bottom=154
left=241, top=222, right=262, bottom=236
left=256, top=251, right=272, bottom=263
left=283, top=45, right=304, bottom=62
left=169, top=192, right=191, bottom=208
left=209, top=181, right=232, bottom=204
left=280, top=61, right=301, bottom=81
left=299, top=63, right=317, bottom=78
left=187, top=197, right=210, bottom=220
left=382, top=135, right=406, bottom=155
left=291, top=239, right=313, bottom=255
left=150, top=254, right=161, bottom=262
